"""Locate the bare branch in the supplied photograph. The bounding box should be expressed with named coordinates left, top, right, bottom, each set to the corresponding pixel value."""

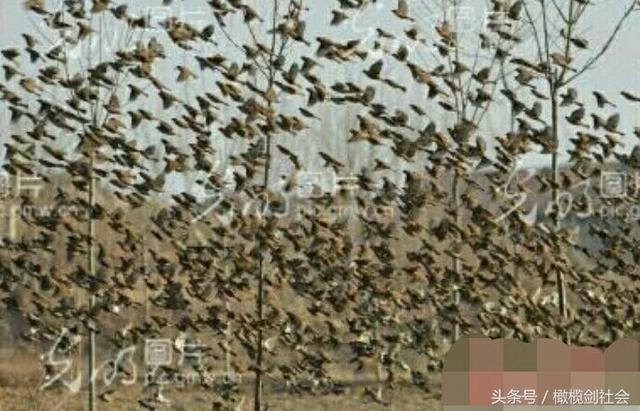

left=539, top=0, right=555, bottom=87
left=522, top=1, right=545, bottom=67
left=562, top=0, right=637, bottom=86
left=549, top=0, right=569, bottom=24
left=557, top=0, right=577, bottom=84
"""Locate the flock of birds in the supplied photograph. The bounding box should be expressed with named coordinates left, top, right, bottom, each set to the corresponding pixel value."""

left=1, top=0, right=640, bottom=409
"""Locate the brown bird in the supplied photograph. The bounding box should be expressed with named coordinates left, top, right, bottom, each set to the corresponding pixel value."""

left=2, top=64, right=22, bottom=81
left=472, top=67, right=491, bottom=84
left=159, top=89, right=179, bottom=109
left=128, top=84, right=149, bottom=101
left=331, top=10, right=349, bottom=25
left=1, top=48, right=20, bottom=61
left=176, top=65, right=197, bottom=82
left=364, top=59, right=383, bottom=80
left=19, top=77, right=42, bottom=94
left=602, top=113, right=621, bottom=134
left=91, top=0, right=111, bottom=14
left=549, top=52, right=575, bottom=71
left=560, top=87, right=580, bottom=106
left=621, top=91, right=640, bottom=103
left=393, top=0, right=415, bottom=21
left=157, top=121, right=175, bottom=136
left=318, top=151, right=345, bottom=172
left=21, top=33, right=39, bottom=48
left=277, top=145, right=301, bottom=170
left=566, top=107, right=587, bottom=127
left=111, top=4, right=128, bottom=19
left=570, top=36, right=589, bottom=49
left=406, top=62, right=433, bottom=85
left=392, top=44, right=409, bottom=62
left=593, top=91, right=616, bottom=108
left=508, top=0, right=523, bottom=20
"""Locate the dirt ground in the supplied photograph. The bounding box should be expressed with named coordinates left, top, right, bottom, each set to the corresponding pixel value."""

left=0, top=385, right=439, bottom=411
left=0, top=349, right=439, bottom=411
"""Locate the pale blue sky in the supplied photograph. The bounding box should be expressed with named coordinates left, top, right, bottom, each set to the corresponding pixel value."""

left=1, top=0, right=639, bottom=189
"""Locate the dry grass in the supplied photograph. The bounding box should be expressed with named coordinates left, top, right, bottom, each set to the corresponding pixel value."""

left=0, top=346, right=439, bottom=410
left=0, top=349, right=43, bottom=387
left=0, top=386, right=439, bottom=411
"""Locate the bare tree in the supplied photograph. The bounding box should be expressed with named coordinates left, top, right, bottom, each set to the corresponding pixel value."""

left=518, top=0, right=638, bottom=343
left=2, top=2, right=199, bottom=409
left=188, top=1, right=316, bottom=409
left=408, top=0, right=526, bottom=342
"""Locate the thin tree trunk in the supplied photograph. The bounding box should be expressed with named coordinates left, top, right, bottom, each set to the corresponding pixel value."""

left=550, top=93, right=569, bottom=344
left=254, top=128, right=272, bottom=411
left=225, top=298, right=232, bottom=376
left=375, top=322, right=384, bottom=401
left=88, top=153, right=96, bottom=411
left=144, top=238, right=149, bottom=322
left=254, top=255, right=266, bottom=411
left=451, top=171, right=461, bottom=342
left=224, top=241, right=232, bottom=380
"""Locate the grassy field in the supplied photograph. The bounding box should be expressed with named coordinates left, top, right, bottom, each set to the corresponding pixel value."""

left=0, top=348, right=440, bottom=410
left=0, top=386, right=439, bottom=411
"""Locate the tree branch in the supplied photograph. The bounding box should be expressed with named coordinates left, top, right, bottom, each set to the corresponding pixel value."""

left=562, top=0, right=637, bottom=86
